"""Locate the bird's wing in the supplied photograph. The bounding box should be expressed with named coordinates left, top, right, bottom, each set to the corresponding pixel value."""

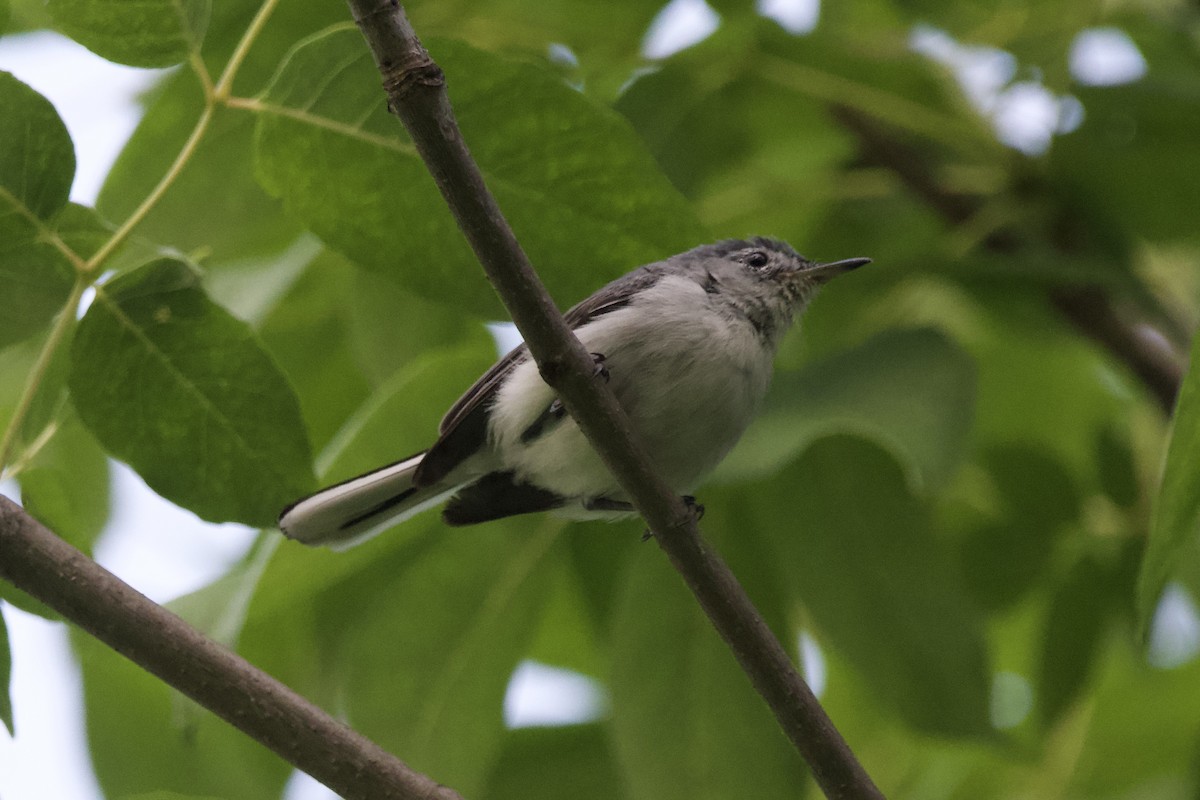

left=414, top=267, right=662, bottom=487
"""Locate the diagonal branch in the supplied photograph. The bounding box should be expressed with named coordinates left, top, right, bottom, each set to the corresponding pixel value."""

left=345, top=2, right=883, bottom=798
left=0, top=495, right=463, bottom=800
left=829, top=104, right=1184, bottom=413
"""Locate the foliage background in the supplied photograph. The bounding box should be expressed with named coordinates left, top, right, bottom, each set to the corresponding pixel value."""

left=2, top=0, right=1200, bottom=797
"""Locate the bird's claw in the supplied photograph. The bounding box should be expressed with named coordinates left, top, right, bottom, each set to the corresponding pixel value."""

left=590, top=352, right=609, bottom=382
left=641, top=495, right=705, bottom=541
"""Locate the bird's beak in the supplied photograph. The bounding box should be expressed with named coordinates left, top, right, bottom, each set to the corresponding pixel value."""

left=805, top=257, right=871, bottom=284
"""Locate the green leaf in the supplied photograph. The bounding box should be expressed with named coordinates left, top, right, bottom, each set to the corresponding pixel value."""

left=255, top=27, right=705, bottom=317
left=0, top=74, right=78, bottom=343
left=1050, top=21, right=1200, bottom=246
left=1097, top=422, right=1140, bottom=509
left=964, top=289, right=1132, bottom=476
left=252, top=248, right=373, bottom=452
left=958, top=446, right=1080, bottom=611
left=344, top=267, right=487, bottom=386
left=482, top=724, right=627, bottom=800
left=123, top=792, right=229, bottom=800
left=73, top=629, right=290, bottom=799
left=168, top=536, right=277, bottom=647
left=610, top=548, right=808, bottom=800
left=1138, top=331, right=1200, bottom=633
left=759, top=434, right=991, bottom=737
left=69, top=258, right=315, bottom=527
left=716, top=328, right=976, bottom=489
left=615, top=36, right=854, bottom=244
left=1037, top=552, right=1122, bottom=728
left=0, top=609, right=12, bottom=735
left=0, top=71, right=74, bottom=229
left=98, top=76, right=305, bottom=264
left=1063, top=632, right=1200, bottom=797
left=0, top=202, right=113, bottom=350
left=164, top=538, right=279, bottom=736
left=408, top=0, right=660, bottom=98
left=331, top=524, right=560, bottom=797
left=45, top=0, right=210, bottom=68
left=0, top=234, right=74, bottom=348
left=18, top=409, right=111, bottom=553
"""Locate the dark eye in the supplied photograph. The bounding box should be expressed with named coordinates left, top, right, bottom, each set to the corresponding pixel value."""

left=745, top=250, right=769, bottom=269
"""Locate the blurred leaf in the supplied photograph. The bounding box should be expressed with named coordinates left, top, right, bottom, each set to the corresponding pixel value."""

left=69, top=258, right=315, bottom=527
left=482, top=724, right=627, bottom=800
left=965, top=289, right=1132, bottom=477
left=165, top=538, right=278, bottom=734
left=717, top=327, right=975, bottom=489
left=168, top=537, right=275, bottom=648
left=959, top=445, right=1080, bottom=610
left=1050, top=22, right=1200, bottom=246
left=524, top=555, right=607, bottom=678
left=408, top=0, right=658, bottom=97
left=0, top=579, right=59, bottom=622
left=254, top=28, right=705, bottom=317
left=45, top=0, right=210, bottom=68
left=610, top=546, right=808, bottom=800
left=760, top=434, right=991, bottom=737
left=894, top=0, right=1096, bottom=70
left=73, top=629, right=290, bottom=799
left=1139, top=331, right=1200, bottom=633
left=0, top=609, right=12, bottom=735
left=563, top=521, right=638, bottom=636
left=202, top=235, right=317, bottom=325
left=345, top=268, right=486, bottom=386
left=331, top=524, right=561, bottom=797
left=1097, top=422, right=1140, bottom=509
left=254, top=249, right=374, bottom=453
left=123, top=792, right=228, bottom=800
left=1064, top=631, right=1200, bottom=798
left=1037, top=552, right=1121, bottom=728
left=18, top=409, right=110, bottom=553
left=615, top=28, right=853, bottom=243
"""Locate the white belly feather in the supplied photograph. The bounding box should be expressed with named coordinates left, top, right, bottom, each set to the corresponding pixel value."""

left=486, top=275, right=775, bottom=508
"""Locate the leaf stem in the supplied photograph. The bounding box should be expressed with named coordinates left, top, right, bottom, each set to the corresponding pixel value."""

left=84, top=0, right=281, bottom=274
left=214, top=0, right=282, bottom=100
left=0, top=278, right=87, bottom=475
left=83, top=103, right=215, bottom=273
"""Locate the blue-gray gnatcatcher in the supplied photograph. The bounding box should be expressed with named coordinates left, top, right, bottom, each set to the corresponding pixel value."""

left=279, top=237, right=868, bottom=548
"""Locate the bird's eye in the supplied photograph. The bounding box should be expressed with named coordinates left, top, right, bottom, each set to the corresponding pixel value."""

left=745, top=250, right=769, bottom=269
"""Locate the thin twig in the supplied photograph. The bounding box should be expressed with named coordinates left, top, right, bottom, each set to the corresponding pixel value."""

left=344, top=2, right=884, bottom=798
left=0, top=496, right=463, bottom=800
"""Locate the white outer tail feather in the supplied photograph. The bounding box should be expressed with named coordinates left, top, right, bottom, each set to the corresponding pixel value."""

left=278, top=453, right=460, bottom=550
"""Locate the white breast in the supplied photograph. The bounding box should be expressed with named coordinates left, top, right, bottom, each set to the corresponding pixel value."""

left=487, top=275, right=775, bottom=507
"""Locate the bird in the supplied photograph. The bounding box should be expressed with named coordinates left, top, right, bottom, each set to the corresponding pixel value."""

left=279, top=237, right=868, bottom=548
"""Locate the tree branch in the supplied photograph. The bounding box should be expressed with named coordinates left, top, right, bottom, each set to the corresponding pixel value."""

left=829, top=105, right=1184, bottom=413
left=0, top=495, right=463, bottom=800
left=345, top=2, right=883, bottom=798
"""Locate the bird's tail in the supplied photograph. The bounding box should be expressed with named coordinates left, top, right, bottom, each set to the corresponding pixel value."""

left=278, top=453, right=459, bottom=549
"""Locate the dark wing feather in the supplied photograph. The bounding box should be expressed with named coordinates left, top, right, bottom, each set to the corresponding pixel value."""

left=413, top=266, right=664, bottom=487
